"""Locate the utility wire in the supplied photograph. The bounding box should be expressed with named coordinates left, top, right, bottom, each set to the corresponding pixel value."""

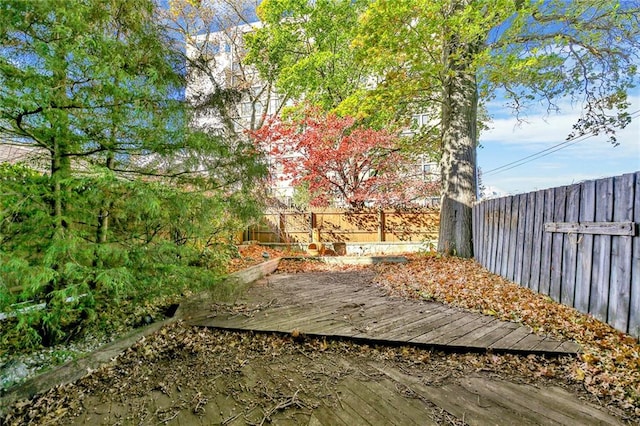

left=483, top=109, right=640, bottom=176
left=483, top=132, right=596, bottom=176
left=484, top=131, right=592, bottom=174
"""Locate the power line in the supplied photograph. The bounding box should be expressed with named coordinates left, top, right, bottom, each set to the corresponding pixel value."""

left=483, top=134, right=594, bottom=176
left=484, top=131, right=591, bottom=175
left=483, top=110, right=640, bottom=176
left=483, top=132, right=595, bottom=176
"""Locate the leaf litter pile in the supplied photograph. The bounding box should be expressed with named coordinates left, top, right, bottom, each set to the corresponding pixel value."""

left=2, top=253, right=639, bottom=424
left=372, top=254, right=640, bottom=414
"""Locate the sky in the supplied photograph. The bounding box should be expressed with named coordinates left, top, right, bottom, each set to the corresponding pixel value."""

left=478, top=90, right=640, bottom=197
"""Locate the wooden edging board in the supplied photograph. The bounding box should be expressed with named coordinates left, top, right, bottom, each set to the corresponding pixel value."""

left=0, top=257, right=282, bottom=415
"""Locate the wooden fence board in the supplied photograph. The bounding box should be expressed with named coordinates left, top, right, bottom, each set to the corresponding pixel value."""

left=630, top=172, right=640, bottom=337
left=539, top=188, right=555, bottom=296
left=472, top=200, right=478, bottom=261
left=608, top=173, right=635, bottom=333
left=575, top=180, right=596, bottom=313
left=544, top=221, right=635, bottom=236
left=529, top=190, right=545, bottom=293
left=484, top=200, right=492, bottom=272
left=521, top=192, right=536, bottom=289
left=506, top=196, right=519, bottom=281
left=252, top=209, right=439, bottom=244
left=501, top=197, right=513, bottom=278
left=549, top=186, right=567, bottom=302
left=472, top=172, right=639, bottom=338
left=490, top=199, right=500, bottom=274
left=474, top=200, right=482, bottom=265
left=515, top=194, right=528, bottom=285
left=479, top=200, right=486, bottom=265
left=561, top=184, right=580, bottom=307
left=590, top=178, right=614, bottom=323
left=495, top=197, right=507, bottom=276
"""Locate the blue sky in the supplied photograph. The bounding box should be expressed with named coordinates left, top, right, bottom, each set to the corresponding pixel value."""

left=478, top=89, right=640, bottom=196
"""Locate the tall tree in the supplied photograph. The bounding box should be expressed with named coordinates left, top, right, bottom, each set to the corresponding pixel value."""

left=0, top=0, right=182, bottom=228
left=0, top=0, right=265, bottom=348
left=351, top=0, right=640, bottom=257
left=245, top=0, right=639, bottom=257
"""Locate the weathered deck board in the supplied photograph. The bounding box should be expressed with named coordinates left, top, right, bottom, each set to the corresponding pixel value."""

left=186, top=271, right=581, bottom=355
left=431, top=315, right=495, bottom=345
left=372, top=365, right=622, bottom=426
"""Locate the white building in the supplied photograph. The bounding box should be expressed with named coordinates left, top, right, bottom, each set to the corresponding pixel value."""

left=186, top=22, right=290, bottom=135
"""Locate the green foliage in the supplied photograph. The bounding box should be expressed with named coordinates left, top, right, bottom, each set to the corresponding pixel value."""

left=245, top=0, right=372, bottom=114
left=0, top=164, right=52, bottom=257
left=245, top=0, right=639, bottom=256
left=353, top=0, right=639, bottom=143
left=0, top=0, right=266, bottom=353
left=292, top=181, right=312, bottom=210
left=0, top=165, right=256, bottom=353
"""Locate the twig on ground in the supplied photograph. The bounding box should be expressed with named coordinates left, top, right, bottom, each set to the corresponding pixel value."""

left=253, top=389, right=309, bottom=426
left=222, top=412, right=242, bottom=425
left=157, top=410, right=180, bottom=424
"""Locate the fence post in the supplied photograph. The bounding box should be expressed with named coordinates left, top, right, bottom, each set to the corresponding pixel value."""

left=378, top=209, right=386, bottom=242
left=278, top=213, right=285, bottom=243
left=309, top=211, right=316, bottom=243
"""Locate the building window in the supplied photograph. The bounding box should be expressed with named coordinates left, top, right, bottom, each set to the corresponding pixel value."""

left=241, top=102, right=252, bottom=117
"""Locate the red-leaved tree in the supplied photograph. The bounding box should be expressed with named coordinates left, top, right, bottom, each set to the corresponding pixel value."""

left=250, top=108, right=440, bottom=208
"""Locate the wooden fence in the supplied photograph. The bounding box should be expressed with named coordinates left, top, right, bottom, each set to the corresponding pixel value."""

left=472, top=172, right=640, bottom=338
left=246, top=208, right=440, bottom=244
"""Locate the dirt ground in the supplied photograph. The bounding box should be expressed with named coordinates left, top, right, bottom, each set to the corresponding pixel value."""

left=1, top=266, right=637, bottom=425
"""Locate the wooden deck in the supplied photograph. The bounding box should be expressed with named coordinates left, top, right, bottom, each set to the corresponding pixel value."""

left=187, top=271, right=580, bottom=355
left=70, top=351, right=621, bottom=426
left=174, top=271, right=625, bottom=425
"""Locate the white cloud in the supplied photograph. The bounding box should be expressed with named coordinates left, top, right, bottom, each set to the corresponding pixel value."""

left=478, top=93, right=639, bottom=194
left=482, top=94, right=640, bottom=150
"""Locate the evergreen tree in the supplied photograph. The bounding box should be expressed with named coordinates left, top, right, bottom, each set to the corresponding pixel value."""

left=0, top=0, right=264, bottom=349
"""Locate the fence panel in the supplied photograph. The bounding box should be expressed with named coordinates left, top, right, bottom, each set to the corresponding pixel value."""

left=575, top=180, right=596, bottom=313
left=500, top=197, right=512, bottom=278
left=550, top=186, right=567, bottom=301
left=473, top=172, right=640, bottom=338
left=514, top=193, right=528, bottom=285
left=249, top=208, right=440, bottom=245
left=521, top=191, right=536, bottom=289
left=608, top=174, right=634, bottom=332
left=489, top=199, right=499, bottom=273
left=529, top=190, right=545, bottom=293
left=473, top=199, right=483, bottom=264
left=506, top=195, right=519, bottom=281
left=591, top=178, right=614, bottom=323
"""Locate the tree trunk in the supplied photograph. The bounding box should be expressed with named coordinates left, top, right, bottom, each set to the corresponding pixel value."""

left=50, top=136, right=71, bottom=233
left=437, top=33, right=479, bottom=258
left=96, top=152, right=115, bottom=244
